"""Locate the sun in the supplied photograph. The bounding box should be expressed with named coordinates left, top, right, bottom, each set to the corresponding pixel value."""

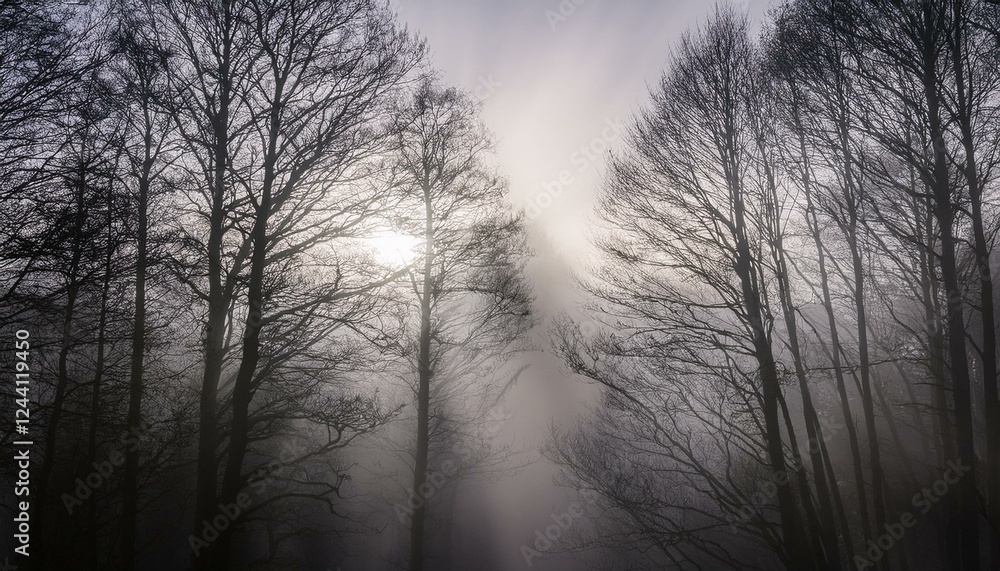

left=367, top=231, right=421, bottom=265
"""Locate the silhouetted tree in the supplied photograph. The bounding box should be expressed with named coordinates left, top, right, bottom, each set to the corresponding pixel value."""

left=388, top=78, right=532, bottom=571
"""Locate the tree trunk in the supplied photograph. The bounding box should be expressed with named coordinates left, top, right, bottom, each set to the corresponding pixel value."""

left=799, top=131, right=874, bottom=552
left=87, top=301, right=108, bottom=571
left=88, top=182, right=115, bottom=571
left=727, top=159, right=807, bottom=566
left=767, top=139, right=839, bottom=568
left=36, top=163, right=88, bottom=571
left=216, top=74, right=284, bottom=568
left=192, top=4, right=235, bottom=567
left=833, top=100, right=889, bottom=565
left=122, top=148, right=151, bottom=571
left=410, top=180, right=435, bottom=571
left=778, top=393, right=827, bottom=569
left=924, top=46, right=979, bottom=567
left=847, top=234, right=889, bottom=566
left=949, top=5, right=998, bottom=559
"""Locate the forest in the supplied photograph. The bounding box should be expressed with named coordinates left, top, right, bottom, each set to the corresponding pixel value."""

left=0, top=0, right=999, bottom=569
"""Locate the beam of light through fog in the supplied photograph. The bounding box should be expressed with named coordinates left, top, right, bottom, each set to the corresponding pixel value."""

left=393, top=2, right=772, bottom=569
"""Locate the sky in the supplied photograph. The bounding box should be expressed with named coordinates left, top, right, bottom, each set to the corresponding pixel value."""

left=391, top=2, right=773, bottom=569
left=396, top=0, right=768, bottom=262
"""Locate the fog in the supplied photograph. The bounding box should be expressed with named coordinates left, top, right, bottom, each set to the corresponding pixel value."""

left=2, top=0, right=999, bottom=570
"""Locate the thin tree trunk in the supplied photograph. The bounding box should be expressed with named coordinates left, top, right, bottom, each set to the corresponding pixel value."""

left=410, top=179, right=435, bottom=571
left=768, top=147, right=840, bottom=568
left=87, top=182, right=115, bottom=571
left=36, top=163, right=88, bottom=571
left=949, top=4, right=999, bottom=559
left=192, top=4, right=235, bottom=567
left=848, top=237, right=889, bottom=558
left=122, top=142, right=152, bottom=571
left=799, top=135, right=874, bottom=552
left=833, top=102, right=889, bottom=566
left=778, top=393, right=827, bottom=569
left=923, top=43, right=979, bottom=564
left=87, top=306, right=108, bottom=571
left=819, top=427, right=856, bottom=563
left=193, top=162, right=230, bottom=571
left=216, top=76, right=283, bottom=569
left=920, top=194, right=960, bottom=563
left=726, top=152, right=808, bottom=566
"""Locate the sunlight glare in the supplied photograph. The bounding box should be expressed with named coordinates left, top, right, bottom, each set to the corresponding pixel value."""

left=368, top=231, right=421, bottom=265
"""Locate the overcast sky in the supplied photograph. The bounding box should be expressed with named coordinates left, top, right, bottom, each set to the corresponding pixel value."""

left=392, top=3, right=773, bottom=569
left=396, top=0, right=770, bottom=261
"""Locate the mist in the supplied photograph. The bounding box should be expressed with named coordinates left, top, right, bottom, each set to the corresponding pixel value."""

left=1, top=0, right=998, bottom=570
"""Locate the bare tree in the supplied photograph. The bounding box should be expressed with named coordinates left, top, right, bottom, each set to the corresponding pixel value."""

left=554, top=7, right=825, bottom=568
left=153, top=0, right=421, bottom=567
left=388, top=78, right=532, bottom=571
